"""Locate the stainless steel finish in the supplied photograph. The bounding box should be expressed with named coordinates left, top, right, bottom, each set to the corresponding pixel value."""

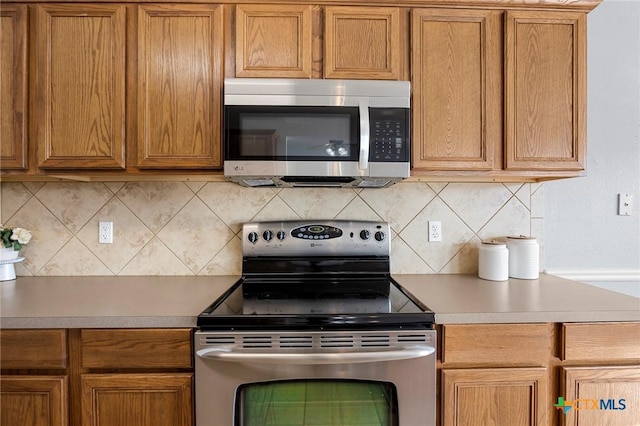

left=358, top=99, right=370, bottom=171
left=224, top=160, right=409, bottom=187
left=241, top=220, right=390, bottom=257
left=223, top=78, right=410, bottom=188
left=195, top=329, right=436, bottom=426
left=224, top=78, right=410, bottom=108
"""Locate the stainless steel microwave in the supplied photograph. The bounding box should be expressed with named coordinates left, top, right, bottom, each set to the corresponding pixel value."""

left=223, top=78, right=410, bottom=188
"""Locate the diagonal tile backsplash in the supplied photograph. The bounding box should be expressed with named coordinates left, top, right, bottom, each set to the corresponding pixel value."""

left=0, top=181, right=543, bottom=277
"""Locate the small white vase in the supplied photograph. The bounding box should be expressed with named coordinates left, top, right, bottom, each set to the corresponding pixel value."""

left=0, top=247, right=20, bottom=261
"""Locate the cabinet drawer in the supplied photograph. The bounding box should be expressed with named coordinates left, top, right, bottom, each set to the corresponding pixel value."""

left=81, top=329, right=192, bottom=369
left=0, top=329, right=67, bottom=369
left=442, top=323, right=552, bottom=365
left=562, top=322, right=640, bottom=361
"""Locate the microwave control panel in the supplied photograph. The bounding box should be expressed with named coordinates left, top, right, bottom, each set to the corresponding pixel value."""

left=369, top=108, right=410, bottom=162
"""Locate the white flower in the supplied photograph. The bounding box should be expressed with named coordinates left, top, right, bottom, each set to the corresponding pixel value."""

left=11, top=228, right=32, bottom=245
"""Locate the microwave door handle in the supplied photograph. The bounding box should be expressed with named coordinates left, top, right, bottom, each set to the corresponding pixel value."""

left=196, top=345, right=435, bottom=365
left=358, top=100, right=370, bottom=171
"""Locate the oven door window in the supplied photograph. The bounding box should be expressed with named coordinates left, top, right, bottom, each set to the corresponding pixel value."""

left=235, top=379, right=398, bottom=426
left=225, top=106, right=360, bottom=161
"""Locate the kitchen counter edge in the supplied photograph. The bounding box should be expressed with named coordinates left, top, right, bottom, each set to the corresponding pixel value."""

left=1, top=274, right=638, bottom=329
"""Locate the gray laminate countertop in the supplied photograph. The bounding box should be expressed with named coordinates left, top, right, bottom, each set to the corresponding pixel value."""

left=1, top=274, right=638, bottom=328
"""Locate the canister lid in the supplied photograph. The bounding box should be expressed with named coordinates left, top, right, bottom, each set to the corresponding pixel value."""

left=481, top=239, right=506, bottom=246
left=506, top=235, right=536, bottom=240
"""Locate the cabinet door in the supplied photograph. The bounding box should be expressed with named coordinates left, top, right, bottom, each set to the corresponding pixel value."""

left=1, top=376, right=68, bottom=426
left=81, top=373, right=193, bottom=426
left=34, top=4, right=126, bottom=170
left=505, top=11, right=586, bottom=171
left=136, top=4, right=223, bottom=169
left=411, top=9, right=501, bottom=170
left=442, top=368, right=548, bottom=426
left=324, top=7, right=402, bottom=80
left=235, top=4, right=312, bottom=78
left=1, top=4, right=28, bottom=170
left=562, top=366, right=640, bottom=426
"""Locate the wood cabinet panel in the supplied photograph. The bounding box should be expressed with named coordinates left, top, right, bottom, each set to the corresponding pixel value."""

left=136, top=4, right=223, bottom=169
left=442, top=323, right=552, bottom=365
left=80, top=328, right=192, bottom=369
left=562, top=322, right=640, bottom=361
left=505, top=11, right=586, bottom=171
left=0, top=376, right=68, bottom=426
left=235, top=4, right=312, bottom=78
left=34, top=4, right=126, bottom=170
left=0, top=329, right=67, bottom=369
left=442, top=368, right=547, bottom=426
left=324, top=6, right=401, bottom=80
left=412, top=9, right=501, bottom=170
left=81, top=373, right=193, bottom=426
left=0, top=4, right=28, bottom=170
left=562, top=366, right=640, bottom=426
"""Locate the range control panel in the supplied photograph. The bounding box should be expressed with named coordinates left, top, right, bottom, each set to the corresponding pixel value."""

left=243, top=220, right=390, bottom=257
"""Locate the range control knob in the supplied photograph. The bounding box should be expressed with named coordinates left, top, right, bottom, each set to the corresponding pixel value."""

left=248, top=232, right=259, bottom=244
left=263, top=230, right=273, bottom=242
left=375, top=231, right=386, bottom=242
left=277, top=231, right=286, bottom=241
left=359, top=229, right=371, bottom=240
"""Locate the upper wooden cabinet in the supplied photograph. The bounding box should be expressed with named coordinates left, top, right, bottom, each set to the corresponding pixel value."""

left=235, top=4, right=313, bottom=78
left=0, top=4, right=28, bottom=171
left=505, top=10, right=586, bottom=171
left=137, top=4, right=223, bottom=169
left=324, top=7, right=402, bottom=80
left=411, top=9, right=501, bottom=170
left=33, top=4, right=126, bottom=170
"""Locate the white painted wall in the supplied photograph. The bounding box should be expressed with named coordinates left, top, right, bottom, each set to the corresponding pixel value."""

left=544, top=0, right=640, bottom=294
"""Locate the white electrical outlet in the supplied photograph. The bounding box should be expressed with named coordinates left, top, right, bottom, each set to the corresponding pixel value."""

left=618, top=193, right=633, bottom=216
left=99, top=221, right=113, bottom=244
left=428, top=221, right=442, bottom=242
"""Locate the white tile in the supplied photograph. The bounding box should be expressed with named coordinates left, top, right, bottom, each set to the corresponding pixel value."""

left=478, top=197, right=531, bottom=241
left=278, top=188, right=357, bottom=219
left=156, top=198, right=233, bottom=273
left=335, top=197, right=383, bottom=222
left=35, top=183, right=114, bottom=233
left=440, top=236, right=481, bottom=274
left=116, top=182, right=194, bottom=233
left=360, top=183, right=435, bottom=233
left=76, top=198, right=154, bottom=274
left=251, top=196, right=299, bottom=223
left=1, top=183, right=33, bottom=222
left=7, top=198, right=73, bottom=275
left=390, top=236, right=434, bottom=274
left=200, top=236, right=242, bottom=275
left=515, top=184, right=531, bottom=210
left=39, top=238, right=112, bottom=276
left=439, top=183, right=512, bottom=232
left=400, top=197, right=475, bottom=272
left=119, top=238, right=193, bottom=275
left=531, top=184, right=545, bottom=218
left=198, top=183, right=277, bottom=233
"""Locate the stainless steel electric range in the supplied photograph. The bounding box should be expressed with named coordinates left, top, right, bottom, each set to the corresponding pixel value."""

left=195, top=220, right=436, bottom=426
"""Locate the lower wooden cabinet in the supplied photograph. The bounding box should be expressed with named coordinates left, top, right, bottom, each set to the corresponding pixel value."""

left=0, top=376, right=68, bottom=426
left=81, top=373, right=193, bottom=426
left=561, top=366, right=640, bottom=426
left=0, top=328, right=193, bottom=426
left=442, top=368, right=547, bottom=426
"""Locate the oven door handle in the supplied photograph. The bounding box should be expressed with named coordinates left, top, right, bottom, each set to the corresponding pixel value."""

left=196, top=345, right=435, bottom=365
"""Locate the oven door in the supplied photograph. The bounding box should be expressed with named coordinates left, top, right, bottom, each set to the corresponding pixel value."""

left=195, top=330, right=436, bottom=426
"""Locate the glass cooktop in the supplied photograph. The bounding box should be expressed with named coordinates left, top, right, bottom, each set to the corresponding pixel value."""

left=197, top=277, right=434, bottom=331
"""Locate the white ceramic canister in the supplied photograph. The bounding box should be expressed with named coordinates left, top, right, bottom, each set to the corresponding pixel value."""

left=478, top=240, right=509, bottom=281
left=506, top=235, right=539, bottom=279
